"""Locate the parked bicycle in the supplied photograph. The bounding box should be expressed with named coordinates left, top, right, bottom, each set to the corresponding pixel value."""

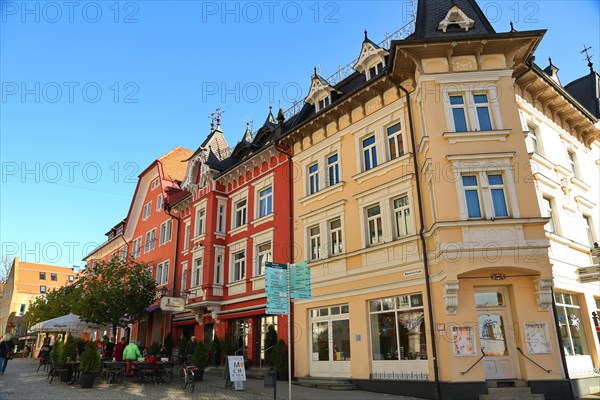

left=179, top=356, right=196, bottom=393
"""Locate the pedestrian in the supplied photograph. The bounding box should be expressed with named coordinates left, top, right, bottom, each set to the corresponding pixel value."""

left=0, top=333, right=15, bottom=375
left=185, top=336, right=197, bottom=361
left=122, top=341, right=142, bottom=377
left=104, top=337, right=115, bottom=359
left=114, top=337, right=127, bottom=361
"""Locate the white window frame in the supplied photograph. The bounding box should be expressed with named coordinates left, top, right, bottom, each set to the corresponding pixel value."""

left=308, top=225, right=321, bottom=261
left=156, top=260, right=170, bottom=286
left=183, top=221, right=191, bottom=252
left=366, top=204, right=384, bottom=245
left=542, top=196, right=557, bottom=234
left=301, top=202, right=345, bottom=262
left=196, top=207, right=206, bottom=236
left=191, top=254, right=203, bottom=288
left=393, top=195, right=414, bottom=239
left=316, top=95, right=331, bottom=112
left=142, top=201, right=152, bottom=220
left=131, top=236, right=142, bottom=258
left=258, top=187, right=273, bottom=218
left=144, top=228, right=156, bottom=253
left=442, top=85, right=503, bottom=133
left=583, top=215, right=595, bottom=247
left=160, top=220, right=173, bottom=245
left=216, top=200, right=226, bottom=234
left=327, top=153, right=340, bottom=187
left=214, top=245, right=225, bottom=285
left=362, top=134, right=378, bottom=171
left=181, top=261, right=188, bottom=292
left=255, top=241, right=272, bottom=276
left=386, top=121, right=405, bottom=161
left=329, top=218, right=343, bottom=256
left=156, top=194, right=163, bottom=211
left=151, top=177, right=160, bottom=190
left=233, top=199, right=248, bottom=228
left=567, top=150, right=579, bottom=179
left=308, top=163, right=319, bottom=194
left=231, top=250, right=246, bottom=282
left=526, top=125, right=541, bottom=154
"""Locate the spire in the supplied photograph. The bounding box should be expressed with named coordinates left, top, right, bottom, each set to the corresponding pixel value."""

left=364, top=30, right=368, bottom=41
left=243, top=122, right=253, bottom=142
left=264, top=106, right=277, bottom=127
left=581, top=45, right=595, bottom=73
left=543, top=57, right=561, bottom=85
left=209, top=107, right=224, bottom=132
left=510, top=21, right=516, bottom=32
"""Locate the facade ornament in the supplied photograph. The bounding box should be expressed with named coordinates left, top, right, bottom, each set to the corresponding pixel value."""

left=443, top=280, right=460, bottom=315
left=534, top=278, right=554, bottom=311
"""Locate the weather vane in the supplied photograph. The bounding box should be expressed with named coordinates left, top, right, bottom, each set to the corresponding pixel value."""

left=208, top=107, right=225, bottom=130
left=580, top=45, right=594, bottom=72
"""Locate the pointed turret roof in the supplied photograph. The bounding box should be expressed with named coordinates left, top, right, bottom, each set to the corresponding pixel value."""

left=243, top=122, right=253, bottom=142
left=412, top=0, right=495, bottom=40
left=263, top=106, right=277, bottom=128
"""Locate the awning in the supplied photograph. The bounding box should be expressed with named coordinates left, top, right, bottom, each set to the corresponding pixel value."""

left=145, top=304, right=160, bottom=313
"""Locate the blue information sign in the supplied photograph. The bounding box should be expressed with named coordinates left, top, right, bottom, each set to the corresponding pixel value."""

left=290, top=261, right=311, bottom=299
left=265, top=266, right=289, bottom=315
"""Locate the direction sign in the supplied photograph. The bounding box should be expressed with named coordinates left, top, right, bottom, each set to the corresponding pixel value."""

left=265, top=262, right=288, bottom=269
left=575, top=266, right=600, bottom=275
left=291, top=261, right=311, bottom=299
left=266, top=266, right=289, bottom=315
left=577, top=273, right=600, bottom=283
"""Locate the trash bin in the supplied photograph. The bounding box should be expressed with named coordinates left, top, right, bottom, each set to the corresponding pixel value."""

left=264, top=369, right=277, bottom=388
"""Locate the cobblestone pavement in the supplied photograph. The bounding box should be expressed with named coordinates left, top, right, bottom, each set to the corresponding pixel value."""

left=0, top=359, right=423, bottom=400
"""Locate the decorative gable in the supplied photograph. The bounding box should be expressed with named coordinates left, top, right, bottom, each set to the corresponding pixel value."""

left=304, top=69, right=339, bottom=111
left=181, top=126, right=230, bottom=191
left=438, top=5, right=475, bottom=32
left=353, top=31, right=389, bottom=79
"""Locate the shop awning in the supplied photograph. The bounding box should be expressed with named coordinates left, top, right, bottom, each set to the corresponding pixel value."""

left=145, top=304, right=160, bottom=313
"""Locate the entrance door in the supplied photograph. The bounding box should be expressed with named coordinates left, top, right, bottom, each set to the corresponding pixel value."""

left=475, top=288, right=518, bottom=380
left=309, top=305, right=351, bottom=377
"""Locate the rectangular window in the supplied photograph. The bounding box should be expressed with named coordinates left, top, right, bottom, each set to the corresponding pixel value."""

left=462, top=175, right=482, bottom=219
left=145, top=229, right=157, bottom=252
left=234, top=199, right=247, bottom=228
left=232, top=251, right=246, bottom=282
left=387, top=123, right=404, bottom=160
left=258, top=187, right=273, bottom=218
left=329, top=218, right=343, bottom=255
left=369, top=65, right=377, bottom=79
left=542, top=197, right=556, bottom=233
left=567, top=151, right=579, bottom=178
left=51, top=273, right=57, bottom=281
left=555, top=291, right=590, bottom=356
left=217, top=204, right=226, bottom=233
left=449, top=95, right=468, bottom=132
left=160, top=220, right=173, bottom=245
left=119, top=246, right=127, bottom=262
left=473, top=94, right=492, bottom=130
left=583, top=215, right=595, bottom=247
left=143, top=201, right=152, bottom=220
left=132, top=237, right=142, bottom=258
left=308, top=163, right=319, bottom=194
left=192, top=257, right=203, bottom=287
left=40, top=285, right=46, bottom=294
left=162, top=261, right=169, bottom=285
left=377, top=62, right=384, bottom=75
left=215, top=254, right=224, bottom=285
left=367, top=205, right=383, bottom=245
left=68, top=275, right=74, bottom=282
left=156, top=263, right=163, bottom=285
left=256, top=242, right=272, bottom=276
left=309, top=226, right=321, bottom=261
left=151, top=178, right=160, bottom=190
left=526, top=125, right=540, bottom=154
left=362, top=135, right=378, bottom=171
left=156, top=194, right=163, bottom=211
left=181, top=262, right=188, bottom=292
left=183, top=223, right=190, bottom=252
left=39, top=272, right=46, bottom=280
left=327, top=154, right=340, bottom=186
left=196, top=208, right=206, bottom=236
left=394, top=195, right=413, bottom=238
left=19, top=304, right=26, bottom=316
left=488, top=174, right=508, bottom=218
left=369, top=293, right=426, bottom=361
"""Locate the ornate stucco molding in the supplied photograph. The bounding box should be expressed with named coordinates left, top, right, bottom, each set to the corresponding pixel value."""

left=443, top=280, right=460, bottom=315
left=534, top=278, right=554, bottom=312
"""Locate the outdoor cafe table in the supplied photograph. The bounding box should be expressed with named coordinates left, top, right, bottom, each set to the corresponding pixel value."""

left=65, top=361, right=80, bottom=385
left=101, top=360, right=126, bottom=384
left=129, top=361, right=170, bottom=384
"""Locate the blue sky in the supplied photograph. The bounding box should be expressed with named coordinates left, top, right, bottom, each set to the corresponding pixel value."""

left=1, top=0, right=599, bottom=268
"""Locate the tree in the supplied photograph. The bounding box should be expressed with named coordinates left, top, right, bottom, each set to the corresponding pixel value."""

left=25, top=282, right=82, bottom=326
left=74, top=257, right=157, bottom=338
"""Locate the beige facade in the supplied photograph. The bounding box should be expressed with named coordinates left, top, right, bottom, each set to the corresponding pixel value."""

left=279, top=1, right=599, bottom=399
left=0, top=257, right=76, bottom=336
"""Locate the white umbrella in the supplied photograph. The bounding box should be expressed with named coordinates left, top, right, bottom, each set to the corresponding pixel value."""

left=30, top=313, right=101, bottom=333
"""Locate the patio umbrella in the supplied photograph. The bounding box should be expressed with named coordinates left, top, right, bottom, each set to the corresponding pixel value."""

left=30, top=313, right=102, bottom=333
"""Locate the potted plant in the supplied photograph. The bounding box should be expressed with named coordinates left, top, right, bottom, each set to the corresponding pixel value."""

left=191, top=343, right=208, bottom=381
left=80, top=341, right=101, bottom=388
left=75, top=337, right=87, bottom=356
left=59, top=335, right=78, bottom=382
left=221, top=338, right=232, bottom=365
left=272, top=339, right=288, bottom=381
left=264, top=325, right=277, bottom=366
left=210, top=337, right=221, bottom=366
left=163, top=333, right=173, bottom=358
left=50, top=337, right=63, bottom=362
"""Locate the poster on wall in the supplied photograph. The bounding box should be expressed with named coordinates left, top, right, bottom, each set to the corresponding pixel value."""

left=452, top=325, right=477, bottom=356
left=524, top=322, right=552, bottom=354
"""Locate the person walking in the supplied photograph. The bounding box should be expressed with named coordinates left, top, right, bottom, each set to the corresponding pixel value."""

left=114, top=337, right=127, bottom=361
left=0, top=333, right=15, bottom=375
left=184, top=336, right=197, bottom=361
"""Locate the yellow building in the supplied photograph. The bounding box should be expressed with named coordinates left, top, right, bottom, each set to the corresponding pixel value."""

left=0, top=257, right=77, bottom=337
left=277, top=1, right=599, bottom=399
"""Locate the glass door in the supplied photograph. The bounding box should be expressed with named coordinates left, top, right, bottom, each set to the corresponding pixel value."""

left=309, top=305, right=351, bottom=377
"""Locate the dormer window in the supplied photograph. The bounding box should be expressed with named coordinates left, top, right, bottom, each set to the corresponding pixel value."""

left=438, top=6, right=475, bottom=32
left=317, top=96, right=331, bottom=112
left=353, top=31, right=388, bottom=80
left=368, top=62, right=385, bottom=80
left=305, top=69, right=339, bottom=112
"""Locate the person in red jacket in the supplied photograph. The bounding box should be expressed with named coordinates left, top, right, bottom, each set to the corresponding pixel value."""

left=113, top=337, right=127, bottom=361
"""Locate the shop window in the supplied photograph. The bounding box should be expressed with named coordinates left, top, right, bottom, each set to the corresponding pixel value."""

left=555, top=291, right=590, bottom=356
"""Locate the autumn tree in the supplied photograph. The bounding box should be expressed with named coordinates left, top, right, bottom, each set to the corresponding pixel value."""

left=74, top=257, right=157, bottom=337
left=25, top=281, right=83, bottom=327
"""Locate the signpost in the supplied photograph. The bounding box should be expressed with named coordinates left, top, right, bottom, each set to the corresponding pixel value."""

left=577, top=273, right=600, bottom=283
left=576, top=264, right=600, bottom=283
left=264, top=261, right=311, bottom=400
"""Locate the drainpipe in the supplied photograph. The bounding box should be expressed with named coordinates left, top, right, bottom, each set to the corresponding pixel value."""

left=274, top=120, right=294, bottom=380
left=165, top=205, right=181, bottom=346
left=388, top=72, right=441, bottom=400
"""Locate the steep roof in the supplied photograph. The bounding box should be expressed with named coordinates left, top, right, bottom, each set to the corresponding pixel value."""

left=157, top=146, right=193, bottom=182
left=412, top=0, right=495, bottom=40
left=564, top=71, right=600, bottom=119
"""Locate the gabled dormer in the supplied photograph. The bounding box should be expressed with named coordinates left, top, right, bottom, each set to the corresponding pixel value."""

left=353, top=31, right=389, bottom=80
left=438, top=5, right=475, bottom=32
left=304, top=68, right=339, bottom=112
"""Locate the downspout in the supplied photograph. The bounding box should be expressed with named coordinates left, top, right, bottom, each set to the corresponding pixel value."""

left=388, top=72, right=441, bottom=400
left=274, top=133, right=294, bottom=379
left=165, top=205, right=181, bottom=345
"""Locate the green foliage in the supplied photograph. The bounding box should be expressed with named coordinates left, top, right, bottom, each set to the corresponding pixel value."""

left=75, top=338, right=87, bottom=356
left=102, top=335, right=109, bottom=346
left=26, top=283, right=82, bottom=325
left=59, top=335, right=78, bottom=366
left=272, top=339, right=288, bottom=375
left=163, top=333, right=173, bottom=355
left=50, top=337, right=63, bottom=362
left=264, top=325, right=277, bottom=366
left=80, top=341, right=101, bottom=374
left=149, top=341, right=160, bottom=356
left=73, top=257, right=157, bottom=337
left=191, top=343, right=208, bottom=370
left=221, top=338, right=232, bottom=357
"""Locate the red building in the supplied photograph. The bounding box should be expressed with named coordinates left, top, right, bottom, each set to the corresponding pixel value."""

left=169, top=111, right=292, bottom=365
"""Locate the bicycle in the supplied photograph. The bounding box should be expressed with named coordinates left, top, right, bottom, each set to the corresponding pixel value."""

left=179, top=356, right=196, bottom=393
